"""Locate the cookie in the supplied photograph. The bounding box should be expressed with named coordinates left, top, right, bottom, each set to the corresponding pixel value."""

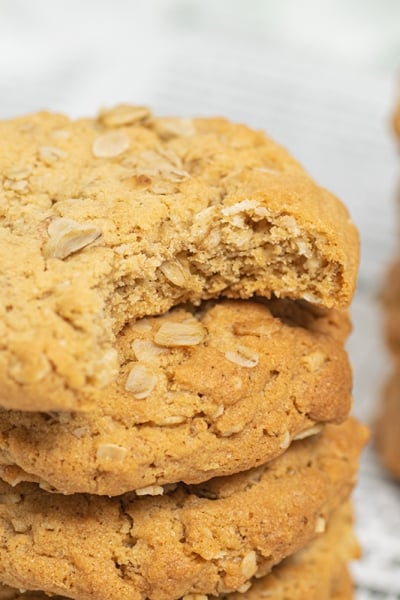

left=0, top=299, right=352, bottom=495
left=381, top=259, right=400, bottom=353
left=0, top=419, right=367, bottom=600
left=226, top=502, right=357, bottom=600
left=0, top=106, right=359, bottom=411
left=375, top=371, right=400, bottom=479
left=0, top=569, right=354, bottom=600
left=393, top=95, right=400, bottom=140
left=0, top=502, right=357, bottom=600
left=330, top=565, right=354, bottom=600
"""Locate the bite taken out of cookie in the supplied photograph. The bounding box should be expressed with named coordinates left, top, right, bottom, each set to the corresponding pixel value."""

left=0, top=105, right=359, bottom=411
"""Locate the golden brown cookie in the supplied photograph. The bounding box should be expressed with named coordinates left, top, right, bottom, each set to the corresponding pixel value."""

left=227, top=502, right=357, bottom=600
left=0, top=569, right=354, bottom=600
left=381, top=259, right=400, bottom=353
left=393, top=94, right=400, bottom=140
left=330, top=565, right=354, bottom=600
left=375, top=371, right=400, bottom=480
left=0, top=299, right=352, bottom=495
left=0, top=419, right=367, bottom=600
left=0, top=502, right=357, bottom=600
left=0, top=106, right=359, bottom=411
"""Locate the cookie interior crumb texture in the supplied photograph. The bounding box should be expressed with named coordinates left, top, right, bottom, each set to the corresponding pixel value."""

left=0, top=299, right=352, bottom=495
left=0, top=106, right=359, bottom=410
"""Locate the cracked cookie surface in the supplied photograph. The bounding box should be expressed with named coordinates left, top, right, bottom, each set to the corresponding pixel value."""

left=0, top=502, right=356, bottom=600
left=0, top=106, right=359, bottom=411
left=227, top=502, right=357, bottom=600
left=0, top=299, right=352, bottom=495
left=0, top=419, right=367, bottom=600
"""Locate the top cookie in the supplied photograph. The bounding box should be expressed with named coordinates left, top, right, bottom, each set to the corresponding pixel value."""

left=0, top=106, right=359, bottom=410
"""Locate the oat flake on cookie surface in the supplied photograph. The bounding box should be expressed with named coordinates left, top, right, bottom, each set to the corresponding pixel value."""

left=0, top=105, right=359, bottom=410
left=0, top=419, right=367, bottom=600
left=0, top=502, right=357, bottom=600
left=0, top=299, right=352, bottom=495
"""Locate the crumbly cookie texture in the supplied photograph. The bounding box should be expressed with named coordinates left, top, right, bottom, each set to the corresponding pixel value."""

left=0, top=419, right=367, bottom=600
left=0, top=106, right=359, bottom=411
left=0, top=299, right=352, bottom=495
left=227, top=502, right=357, bottom=600
left=375, top=371, right=400, bottom=480
left=0, top=503, right=357, bottom=600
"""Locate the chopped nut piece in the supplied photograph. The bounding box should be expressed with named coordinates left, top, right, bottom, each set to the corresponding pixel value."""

left=99, top=104, right=151, bottom=127
left=45, top=217, right=102, bottom=260
left=136, top=485, right=164, bottom=496
left=92, top=131, right=130, bottom=158
left=96, top=444, right=128, bottom=462
left=225, top=346, right=259, bottom=368
left=154, top=321, right=206, bottom=347
left=125, top=364, right=158, bottom=399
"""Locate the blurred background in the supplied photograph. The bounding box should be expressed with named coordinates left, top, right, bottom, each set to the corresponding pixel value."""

left=0, top=0, right=399, bottom=596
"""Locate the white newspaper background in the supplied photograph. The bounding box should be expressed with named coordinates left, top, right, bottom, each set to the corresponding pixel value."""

left=0, top=1, right=399, bottom=596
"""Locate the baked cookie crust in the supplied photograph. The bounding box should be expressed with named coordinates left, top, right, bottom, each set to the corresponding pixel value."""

left=0, top=502, right=357, bottom=600
left=375, top=371, right=400, bottom=480
left=0, top=299, right=352, bottom=495
left=0, top=106, right=359, bottom=410
left=0, top=419, right=367, bottom=600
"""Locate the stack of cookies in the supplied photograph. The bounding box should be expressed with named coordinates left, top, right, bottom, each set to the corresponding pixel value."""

left=375, top=99, right=400, bottom=480
left=0, top=106, right=367, bottom=600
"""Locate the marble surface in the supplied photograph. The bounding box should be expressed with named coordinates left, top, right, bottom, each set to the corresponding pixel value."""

left=0, top=0, right=399, bottom=596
